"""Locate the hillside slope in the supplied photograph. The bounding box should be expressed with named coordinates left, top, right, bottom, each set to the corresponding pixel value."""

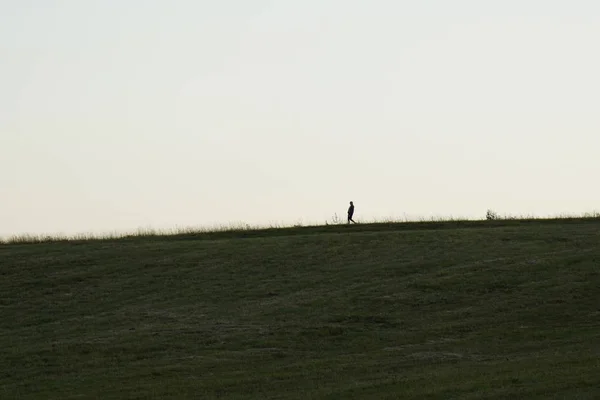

left=1, top=221, right=599, bottom=399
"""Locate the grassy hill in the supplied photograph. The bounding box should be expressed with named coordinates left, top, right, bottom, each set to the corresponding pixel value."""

left=1, top=219, right=599, bottom=399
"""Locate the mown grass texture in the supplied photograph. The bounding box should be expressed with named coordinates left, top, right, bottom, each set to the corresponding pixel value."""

left=1, top=220, right=599, bottom=399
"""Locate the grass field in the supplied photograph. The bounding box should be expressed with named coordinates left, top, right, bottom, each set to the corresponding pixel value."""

left=1, top=219, right=599, bottom=399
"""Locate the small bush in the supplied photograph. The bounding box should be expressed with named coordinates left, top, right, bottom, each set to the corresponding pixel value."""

left=486, top=209, right=500, bottom=221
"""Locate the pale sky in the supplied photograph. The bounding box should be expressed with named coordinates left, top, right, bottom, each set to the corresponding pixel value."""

left=2, top=0, right=599, bottom=236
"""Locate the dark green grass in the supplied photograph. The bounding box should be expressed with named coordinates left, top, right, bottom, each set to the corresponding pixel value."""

left=1, top=220, right=599, bottom=399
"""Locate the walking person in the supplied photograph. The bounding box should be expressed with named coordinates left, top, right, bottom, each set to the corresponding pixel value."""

left=347, top=201, right=356, bottom=224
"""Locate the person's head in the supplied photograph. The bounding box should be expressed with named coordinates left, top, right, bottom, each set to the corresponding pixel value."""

left=350, top=201, right=353, bottom=205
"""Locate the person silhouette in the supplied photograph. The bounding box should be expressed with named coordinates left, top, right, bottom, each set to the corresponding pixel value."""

left=347, top=201, right=356, bottom=224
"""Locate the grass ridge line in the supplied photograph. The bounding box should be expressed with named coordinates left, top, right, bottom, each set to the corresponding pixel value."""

left=2, top=215, right=600, bottom=245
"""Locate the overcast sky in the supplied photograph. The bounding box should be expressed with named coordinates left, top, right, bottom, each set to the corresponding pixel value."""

left=2, top=0, right=599, bottom=236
